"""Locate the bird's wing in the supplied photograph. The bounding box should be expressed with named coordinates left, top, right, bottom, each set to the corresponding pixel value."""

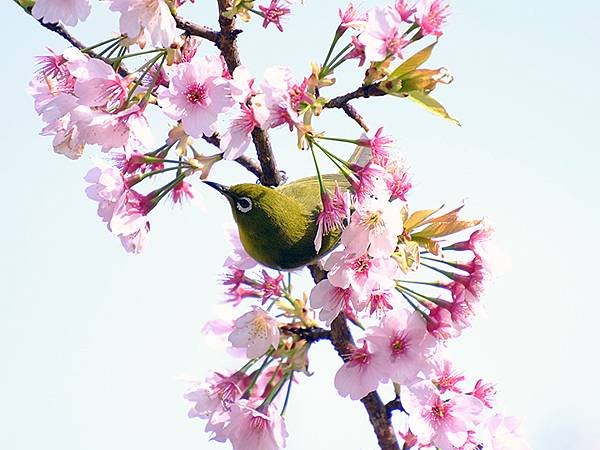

left=276, top=174, right=350, bottom=213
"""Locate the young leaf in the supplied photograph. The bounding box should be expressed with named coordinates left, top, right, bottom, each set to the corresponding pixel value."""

left=412, top=236, right=441, bottom=255
left=404, top=206, right=445, bottom=231
left=408, top=91, right=460, bottom=125
left=388, top=42, right=437, bottom=80
left=412, top=219, right=482, bottom=239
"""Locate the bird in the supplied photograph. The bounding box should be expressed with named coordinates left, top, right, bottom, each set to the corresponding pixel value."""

left=204, top=174, right=348, bottom=270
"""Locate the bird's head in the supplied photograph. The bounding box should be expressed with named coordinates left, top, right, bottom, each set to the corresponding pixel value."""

left=203, top=181, right=302, bottom=237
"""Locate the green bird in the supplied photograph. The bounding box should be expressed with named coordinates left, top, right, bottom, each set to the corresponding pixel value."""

left=204, top=175, right=348, bottom=270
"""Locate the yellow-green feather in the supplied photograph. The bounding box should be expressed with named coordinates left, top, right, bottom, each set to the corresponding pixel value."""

left=227, top=175, right=349, bottom=270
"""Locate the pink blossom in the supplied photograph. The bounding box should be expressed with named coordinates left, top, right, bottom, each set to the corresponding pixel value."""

left=109, top=0, right=177, bottom=48
left=227, top=400, right=288, bottom=450
left=402, top=380, right=484, bottom=448
left=347, top=35, right=367, bottom=66
left=257, top=270, right=284, bottom=303
left=158, top=57, right=234, bottom=138
left=309, top=279, right=362, bottom=326
left=366, top=308, right=436, bottom=384
left=110, top=188, right=151, bottom=237
left=348, top=162, right=391, bottom=202
left=386, top=157, right=412, bottom=201
left=334, top=340, right=389, bottom=400
left=415, top=0, right=450, bottom=37
left=32, top=0, right=91, bottom=27
left=230, top=66, right=257, bottom=103
left=480, top=415, right=532, bottom=450
left=69, top=57, right=131, bottom=109
left=170, top=180, right=205, bottom=209
left=365, top=288, right=395, bottom=316
left=185, top=371, right=251, bottom=419
left=224, top=226, right=258, bottom=270
left=338, top=3, right=367, bottom=31
left=78, top=105, right=154, bottom=152
left=261, top=67, right=311, bottom=130
left=426, top=305, right=460, bottom=339
left=325, top=251, right=398, bottom=296
left=446, top=227, right=493, bottom=256
left=359, top=6, right=409, bottom=63
left=258, top=0, right=291, bottom=32
left=40, top=111, right=87, bottom=159
left=357, top=127, right=395, bottom=166
left=341, top=198, right=404, bottom=258
left=228, top=307, right=280, bottom=358
left=429, top=359, right=465, bottom=394
left=220, top=103, right=268, bottom=160
left=395, top=0, right=417, bottom=22
left=471, top=379, right=495, bottom=408
left=314, top=185, right=349, bottom=252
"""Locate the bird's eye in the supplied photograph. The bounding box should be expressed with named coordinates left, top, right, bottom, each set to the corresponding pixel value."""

left=236, top=197, right=253, bottom=213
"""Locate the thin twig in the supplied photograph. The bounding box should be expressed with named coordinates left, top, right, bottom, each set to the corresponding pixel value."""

left=308, top=263, right=400, bottom=450
left=14, top=3, right=130, bottom=77
left=215, top=0, right=282, bottom=187
left=342, top=103, right=370, bottom=132
left=281, top=325, right=331, bottom=343
left=201, top=134, right=264, bottom=180
left=174, top=15, right=220, bottom=43
left=324, top=83, right=386, bottom=109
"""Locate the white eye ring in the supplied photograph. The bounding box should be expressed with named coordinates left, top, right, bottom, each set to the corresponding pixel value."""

left=236, top=197, right=253, bottom=213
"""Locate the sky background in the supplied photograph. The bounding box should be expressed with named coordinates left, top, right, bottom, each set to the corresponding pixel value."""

left=1, top=1, right=599, bottom=449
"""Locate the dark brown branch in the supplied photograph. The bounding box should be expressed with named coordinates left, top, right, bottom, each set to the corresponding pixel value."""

left=234, top=155, right=264, bottom=180
left=280, top=325, right=331, bottom=343
left=215, top=0, right=282, bottom=187
left=384, top=397, right=404, bottom=417
left=324, top=83, right=386, bottom=109
left=174, top=15, right=220, bottom=43
left=308, top=264, right=400, bottom=450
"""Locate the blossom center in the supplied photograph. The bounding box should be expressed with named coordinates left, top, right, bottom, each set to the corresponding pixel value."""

left=250, top=415, right=270, bottom=432
left=351, top=255, right=371, bottom=274
left=185, top=83, right=208, bottom=105
left=390, top=332, right=409, bottom=356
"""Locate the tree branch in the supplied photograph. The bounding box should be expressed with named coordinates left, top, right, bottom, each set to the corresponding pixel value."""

left=174, top=15, right=220, bottom=43
left=215, top=0, right=282, bottom=187
left=201, top=134, right=264, bottom=180
left=14, top=2, right=129, bottom=77
left=281, top=325, right=331, bottom=343
left=324, top=83, right=386, bottom=109
left=342, top=103, right=370, bottom=132
left=308, top=264, right=400, bottom=450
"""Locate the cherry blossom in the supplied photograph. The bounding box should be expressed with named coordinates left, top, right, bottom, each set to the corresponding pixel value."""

left=480, top=414, right=532, bottom=450
left=334, top=340, right=389, bottom=400
left=367, top=309, right=436, bottom=383
left=415, top=0, right=450, bottom=37
left=309, top=279, right=362, bottom=326
left=258, top=0, right=291, bottom=32
left=227, top=400, right=288, bottom=450
left=314, top=184, right=349, bottom=252
left=402, top=380, right=484, bottom=448
left=341, top=197, right=404, bottom=259
left=32, top=0, right=91, bottom=27
left=158, top=57, right=234, bottom=138
left=109, top=0, right=177, bottom=48
left=359, top=6, right=409, bottom=63
left=228, top=307, right=280, bottom=358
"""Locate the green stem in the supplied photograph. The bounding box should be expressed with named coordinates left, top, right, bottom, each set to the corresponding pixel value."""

left=239, top=357, right=259, bottom=373
left=321, top=33, right=342, bottom=72
left=280, top=373, right=295, bottom=416
left=421, top=255, right=465, bottom=270
left=260, top=372, right=291, bottom=409
left=327, top=49, right=353, bottom=72
left=309, top=143, right=325, bottom=195
left=420, top=261, right=459, bottom=279
left=128, top=166, right=181, bottom=187
left=97, top=40, right=122, bottom=59
left=109, top=48, right=166, bottom=63
left=82, top=36, right=123, bottom=53
left=242, top=351, right=275, bottom=398
left=151, top=172, right=188, bottom=206
left=316, top=136, right=360, bottom=145
left=310, top=139, right=352, bottom=169
left=326, top=43, right=352, bottom=70
left=124, top=52, right=165, bottom=106
left=141, top=53, right=166, bottom=104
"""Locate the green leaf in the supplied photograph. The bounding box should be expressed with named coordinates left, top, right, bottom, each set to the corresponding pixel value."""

left=393, top=241, right=421, bottom=273
left=421, top=205, right=464, bottom=226
left=404, top=206, right=445, bottom=231
left=388, top=43, right=437, bottom=80
left=407, top=91, right=460, bottom=126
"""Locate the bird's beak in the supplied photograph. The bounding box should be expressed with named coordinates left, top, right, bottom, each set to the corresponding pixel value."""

left=203, top=180, right=231, bottom=197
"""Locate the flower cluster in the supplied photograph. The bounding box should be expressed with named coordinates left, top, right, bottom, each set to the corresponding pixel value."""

left=22, top=0, right=531, bottom=449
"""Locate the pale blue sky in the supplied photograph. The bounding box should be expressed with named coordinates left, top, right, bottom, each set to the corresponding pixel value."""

left=1, top=1, right=599, bottom=449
